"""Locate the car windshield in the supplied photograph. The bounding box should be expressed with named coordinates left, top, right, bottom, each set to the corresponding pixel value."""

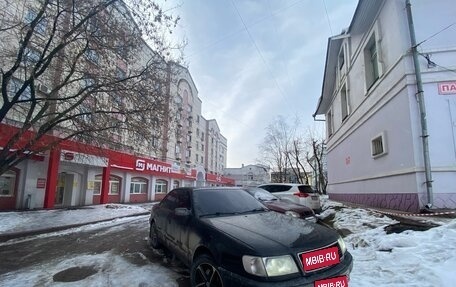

left=193, top=188, right=267, bottom=217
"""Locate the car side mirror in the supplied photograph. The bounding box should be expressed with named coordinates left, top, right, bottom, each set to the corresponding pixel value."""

left=175, top=208, right=191, bottom=217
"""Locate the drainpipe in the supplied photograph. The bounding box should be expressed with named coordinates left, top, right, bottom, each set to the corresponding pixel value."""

left=406, top=0, right=433, bottom=209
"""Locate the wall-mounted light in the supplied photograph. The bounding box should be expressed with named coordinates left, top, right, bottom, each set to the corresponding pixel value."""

left=424, top=53, right=436, bottom=68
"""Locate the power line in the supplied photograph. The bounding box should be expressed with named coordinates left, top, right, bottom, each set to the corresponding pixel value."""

left=230, top=0, right=290, bottom=106
left=416, top=22, right=456, bottom=47
left=322, top=0, right=333, bottom=35
left=186, top=0, right=303, bottom=59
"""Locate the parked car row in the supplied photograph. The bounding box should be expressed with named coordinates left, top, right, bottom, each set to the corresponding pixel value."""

left=149, top=187, right=352, bottom=287
left=258, top=183, right=322, bottom=213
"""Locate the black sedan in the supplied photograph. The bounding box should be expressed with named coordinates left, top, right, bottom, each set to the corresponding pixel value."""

left=244, top=187, right=316, bottom=222
left=149, top=187, right=352, bottom=287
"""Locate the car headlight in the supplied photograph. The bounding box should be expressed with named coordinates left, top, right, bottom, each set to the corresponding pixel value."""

left=284, top=210, right=300, bottom=218
left=242, top=255, right=299, bottom=277
left=338, top=237, right=347, bottom=254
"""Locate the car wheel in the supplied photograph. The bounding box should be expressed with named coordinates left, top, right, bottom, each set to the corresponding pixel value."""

left=191, top=254, right=224, bottom=287
left=149, top=221, right=161, bottom=249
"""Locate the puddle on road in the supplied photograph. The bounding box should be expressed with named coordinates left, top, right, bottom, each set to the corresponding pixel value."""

left=384, top=222, right=437, bottom=234
left=53, top=266, right=97, bottom=282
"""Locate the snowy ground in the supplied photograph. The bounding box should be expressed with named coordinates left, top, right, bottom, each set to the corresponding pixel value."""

left=1, top=200, right=455, bottom=286
left=319, top=199, right=456, bottom=287
left=0, top=203, right=151, bottom=234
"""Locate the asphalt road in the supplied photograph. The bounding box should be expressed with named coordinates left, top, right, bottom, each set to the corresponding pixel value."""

left=0, top=215, right=190, bottom=286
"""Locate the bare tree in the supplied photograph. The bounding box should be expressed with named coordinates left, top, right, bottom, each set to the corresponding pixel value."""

left=287, top=138, right=310, bottom=184
left=259, top=116, right=290, bottom=182
left=0, top=0, right=183, bottom=175
left=259, top=117, right=326, bottom=189
left=259, top=116, right=309, bottom=183
left=304, top=129, right=327, bottom=194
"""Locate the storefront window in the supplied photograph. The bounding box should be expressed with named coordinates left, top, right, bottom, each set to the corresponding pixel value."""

left=173, top=180, right=180, bottom=189
left=94, top=175, right=121, bottom=195
left=0, top=170, right=16, bottom=197
left=130, top=177, right=148, bottom=194
left=155, top=179, right=168, bottom=193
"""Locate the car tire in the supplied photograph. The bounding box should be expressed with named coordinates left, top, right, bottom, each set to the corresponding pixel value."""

left=191, top=254, right=224, bottom=287
left=149, top=221, right=161, bottom=249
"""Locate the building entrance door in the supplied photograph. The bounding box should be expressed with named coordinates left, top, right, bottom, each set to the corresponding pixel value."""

left=55, top=173, right=75, bottom=206
left=55, top=173, right=65, bottom=206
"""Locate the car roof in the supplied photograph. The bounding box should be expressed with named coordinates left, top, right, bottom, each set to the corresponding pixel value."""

left=172, top=187, right=245, bottom=193
left=258, top=183, right=311, bottom=187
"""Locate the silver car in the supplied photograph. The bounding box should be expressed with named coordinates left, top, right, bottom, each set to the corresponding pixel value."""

left=257, top=183, right=321, bottom=213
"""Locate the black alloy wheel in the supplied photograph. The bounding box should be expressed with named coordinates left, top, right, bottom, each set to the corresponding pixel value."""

left=191, top=254, right=224, bottom=287
left=149, top=221, right=161, bottom=249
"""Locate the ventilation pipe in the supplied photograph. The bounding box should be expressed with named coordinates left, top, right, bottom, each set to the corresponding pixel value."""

left=406, top=0, right=433, bottom=209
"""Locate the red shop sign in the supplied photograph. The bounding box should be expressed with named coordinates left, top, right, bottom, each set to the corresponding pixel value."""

left=36, top=178, right=46, bottom=189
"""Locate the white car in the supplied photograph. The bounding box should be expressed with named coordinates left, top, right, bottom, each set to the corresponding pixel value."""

left=257, top=183, right=321, bottom=213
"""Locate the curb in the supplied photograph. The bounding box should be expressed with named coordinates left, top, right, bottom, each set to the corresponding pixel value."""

left=376, top=210, right=456, bottom=217
left=0, top=212, right=149, bottom=243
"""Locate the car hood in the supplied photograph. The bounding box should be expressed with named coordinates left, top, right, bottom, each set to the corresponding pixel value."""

left=202, top=211, right=338, bottom=255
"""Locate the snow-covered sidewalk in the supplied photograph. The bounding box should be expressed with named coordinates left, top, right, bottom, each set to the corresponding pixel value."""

left=0, top=203, right=153, bottom=240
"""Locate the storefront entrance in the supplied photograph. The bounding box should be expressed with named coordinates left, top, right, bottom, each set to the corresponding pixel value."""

left=0, top=169, right=18, bottom=210
left=55, top=172, right=76, bottom=207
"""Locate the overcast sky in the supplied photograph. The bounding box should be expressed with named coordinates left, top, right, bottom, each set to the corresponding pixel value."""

left=163, top=0, right=358, bottom=168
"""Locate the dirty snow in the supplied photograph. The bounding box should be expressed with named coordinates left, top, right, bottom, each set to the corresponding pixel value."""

left=1, top=199, right=455, bottom=286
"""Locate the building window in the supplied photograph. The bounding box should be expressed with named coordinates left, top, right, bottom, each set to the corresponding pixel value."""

left=130, top=177, right=147, bottom=194
left=25, top=9, right=47, bottom=34
left=0, top=170, right=16, bottom=197
left=338, top=48, right=345, bottom=71
left=327, top=109, right=333, bottom=137
left=341, top=84, right=350, bottom=121
left=85, top=49, right=99, bottom=64
left=8, top=78, right=31, bottom=100
left=82, top=75, right=96, bottom=89
left=371, top=132, right=387, bottom=158
left=24, top=47, right=41, bottom=64
left=116, top=67, right=127, bottom=80
left=173, top=180, right=180, bottom=189
left=155, top=179, right=168, bottom=193
left=364, top=34, right=380, bottom=90
left=93, top=175, right=121, bottom=195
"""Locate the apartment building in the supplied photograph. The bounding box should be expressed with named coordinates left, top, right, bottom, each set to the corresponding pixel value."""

left=314, top=0, right=456, bottom=212
left=0, top=1, right=233, bottom=210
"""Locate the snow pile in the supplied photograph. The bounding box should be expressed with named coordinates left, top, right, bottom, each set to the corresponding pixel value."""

left=319, top=198, right=456, bottom=287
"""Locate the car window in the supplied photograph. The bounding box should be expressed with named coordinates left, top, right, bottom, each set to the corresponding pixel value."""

left=160, top=190, right=179, bottom=210
left=193, top=189, right=265, bottom=217
left=298, top=185, right=315, bottom=194
left=176, top=189, right=191, bottom=209
left=261, top=185, right=291, bottom=193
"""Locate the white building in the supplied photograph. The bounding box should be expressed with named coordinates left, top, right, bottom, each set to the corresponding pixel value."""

left=224, top=164, right=270, bottom=187
left=314, top=0, right=456, bottom=212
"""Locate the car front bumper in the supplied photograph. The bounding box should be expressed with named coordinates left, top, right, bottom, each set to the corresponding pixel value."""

left=219, top=252, right=353, bottom=287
